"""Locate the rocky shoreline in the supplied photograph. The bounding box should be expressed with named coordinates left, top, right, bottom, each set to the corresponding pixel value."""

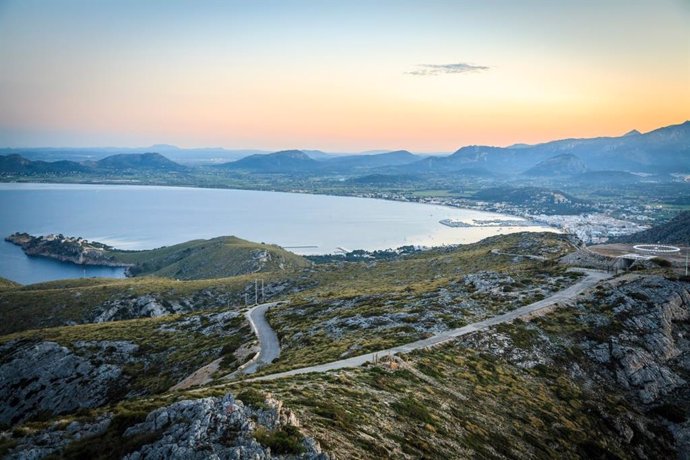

left=5, top=232, right=132, bottom=269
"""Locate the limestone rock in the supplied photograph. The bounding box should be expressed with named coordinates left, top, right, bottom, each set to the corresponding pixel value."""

left=123, top=393, right=327, bottom=460
left=0, top=340, right=122, bottom=425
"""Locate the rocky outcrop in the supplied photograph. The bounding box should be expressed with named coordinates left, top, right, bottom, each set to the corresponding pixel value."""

left=579, top=276, right=690, bottom=404
left=3, top=391, right=329, bottom=459
left=456, top=275, right=690, bottom=455
left=157, top=310, right=241, bottom=337
left=123, top=393, right=327, bottom=459
left=560, top=248, right=616, bottom=270
left=89, top=290, right=240, bottom=323
left=92, top=295, right=182, bottom=322
left=3, top=414, right=112, bottom=460
left=0, top=340, right=123, bottom=425
left=5, top=232, right=128, bottom=267
left=463, top=271, right=515, bottom=294
left=86, top=281, right=298, bottom=325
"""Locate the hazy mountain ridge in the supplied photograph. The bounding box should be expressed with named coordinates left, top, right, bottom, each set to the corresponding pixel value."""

left=523, top=153, right=587, bottom=176
left=320, top=150, right=420, bottom=170
left=410, top=121, right=690, bottom=174
left=216, top=149, right=423, bottom=173
left=216, top=149, right=320, bottom=173
left=0, top=152, right=187, bottom=175
left=1, top=120, right=688, bottom=176
left=0, top=145, right=262, bottom=165
left=91, top=152, right=186, bottom=171
left=0, top=154, right=89, bottom=174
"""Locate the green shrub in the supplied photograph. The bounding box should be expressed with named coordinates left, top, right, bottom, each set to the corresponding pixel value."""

left=254, top=425, right=305, bottom=455
left=651, top=257, right=672, bottom=268
left=55, top=411, right=157, bottom=460
left=313, top=401, right=355, bottom=428
left=237, top=388, right=267, bottom=408
left=392, top=397, right=433, bottom=424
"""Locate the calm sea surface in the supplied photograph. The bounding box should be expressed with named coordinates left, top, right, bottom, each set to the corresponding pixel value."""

left=0, top=183, right=554, bottom=284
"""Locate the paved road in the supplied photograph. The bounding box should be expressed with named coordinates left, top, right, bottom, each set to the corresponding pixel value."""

left=236, top=268, right=611, bottom=383
left=238, top=302, right=282, bottom=375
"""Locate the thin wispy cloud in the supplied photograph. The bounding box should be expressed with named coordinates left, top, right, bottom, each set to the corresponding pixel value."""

left=407, top=62, right=489, bottom=76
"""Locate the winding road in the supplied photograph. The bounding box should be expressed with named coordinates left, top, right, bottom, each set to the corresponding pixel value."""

left=234, top=301, right=283, bottom=375
left=227, top=268, right=611, bottom=383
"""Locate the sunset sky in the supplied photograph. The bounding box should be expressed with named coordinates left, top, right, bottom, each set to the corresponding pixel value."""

left=0, top=0, right=688, bottom=152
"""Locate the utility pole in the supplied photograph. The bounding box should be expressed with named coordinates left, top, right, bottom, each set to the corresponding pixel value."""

left=254, top=279, right=258, bottom=305
left=685, top=243, right=688, bottom=276
left=244, top=293, right=248, bottom=306
left=261, top=279, right=265, bottom=302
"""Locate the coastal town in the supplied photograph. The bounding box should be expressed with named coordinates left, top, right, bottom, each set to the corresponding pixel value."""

left=351, top=191, right=653, bottom=244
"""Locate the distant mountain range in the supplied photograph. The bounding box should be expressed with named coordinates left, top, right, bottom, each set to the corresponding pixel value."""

left=0, top=154, right=90, bottom=174
left=0, top=145, right=266, bottom=165
left=408, top=121, right=690, bottom=175
left=213, top=121, right=689, bottom=175
left=0, top=152, right=186, bottom=175
left=1, top=120, right=688, bottom=177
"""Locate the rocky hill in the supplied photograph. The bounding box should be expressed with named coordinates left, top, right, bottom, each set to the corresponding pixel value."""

left=0, top=307, right=255, bottom=426
left=218, top=150, right=320, bottom=173
left=0, top=269, right=302, bottom=337
left=116, top=236, right=310, bottom=279
left=4, top=272, right=687, bottom=458
left=614, top=211, right=690, bottom=244
left=6, top=233, right=310, bottom=280
left=94, top=152, right=187, bottom=171
left=1, top=232, right=688, bottom=458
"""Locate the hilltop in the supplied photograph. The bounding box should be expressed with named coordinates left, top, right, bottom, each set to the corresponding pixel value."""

left=217, top=150, right=319, bottom=173
left=93, top=152, right=186, bottom=171
left=117, top=236, right=310, bottom=279
left=0, top=277, right=19, bottom=291
left=6, top=233, right=310, bottom=280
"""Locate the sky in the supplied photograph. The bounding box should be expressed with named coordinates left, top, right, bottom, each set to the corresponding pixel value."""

left=0, top=0, right=688, bottom=152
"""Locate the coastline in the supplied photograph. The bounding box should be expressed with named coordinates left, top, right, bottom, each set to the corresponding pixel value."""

left=0, top=179, right=546, bottom=230
left=0, top=181, right=558, bottom=283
